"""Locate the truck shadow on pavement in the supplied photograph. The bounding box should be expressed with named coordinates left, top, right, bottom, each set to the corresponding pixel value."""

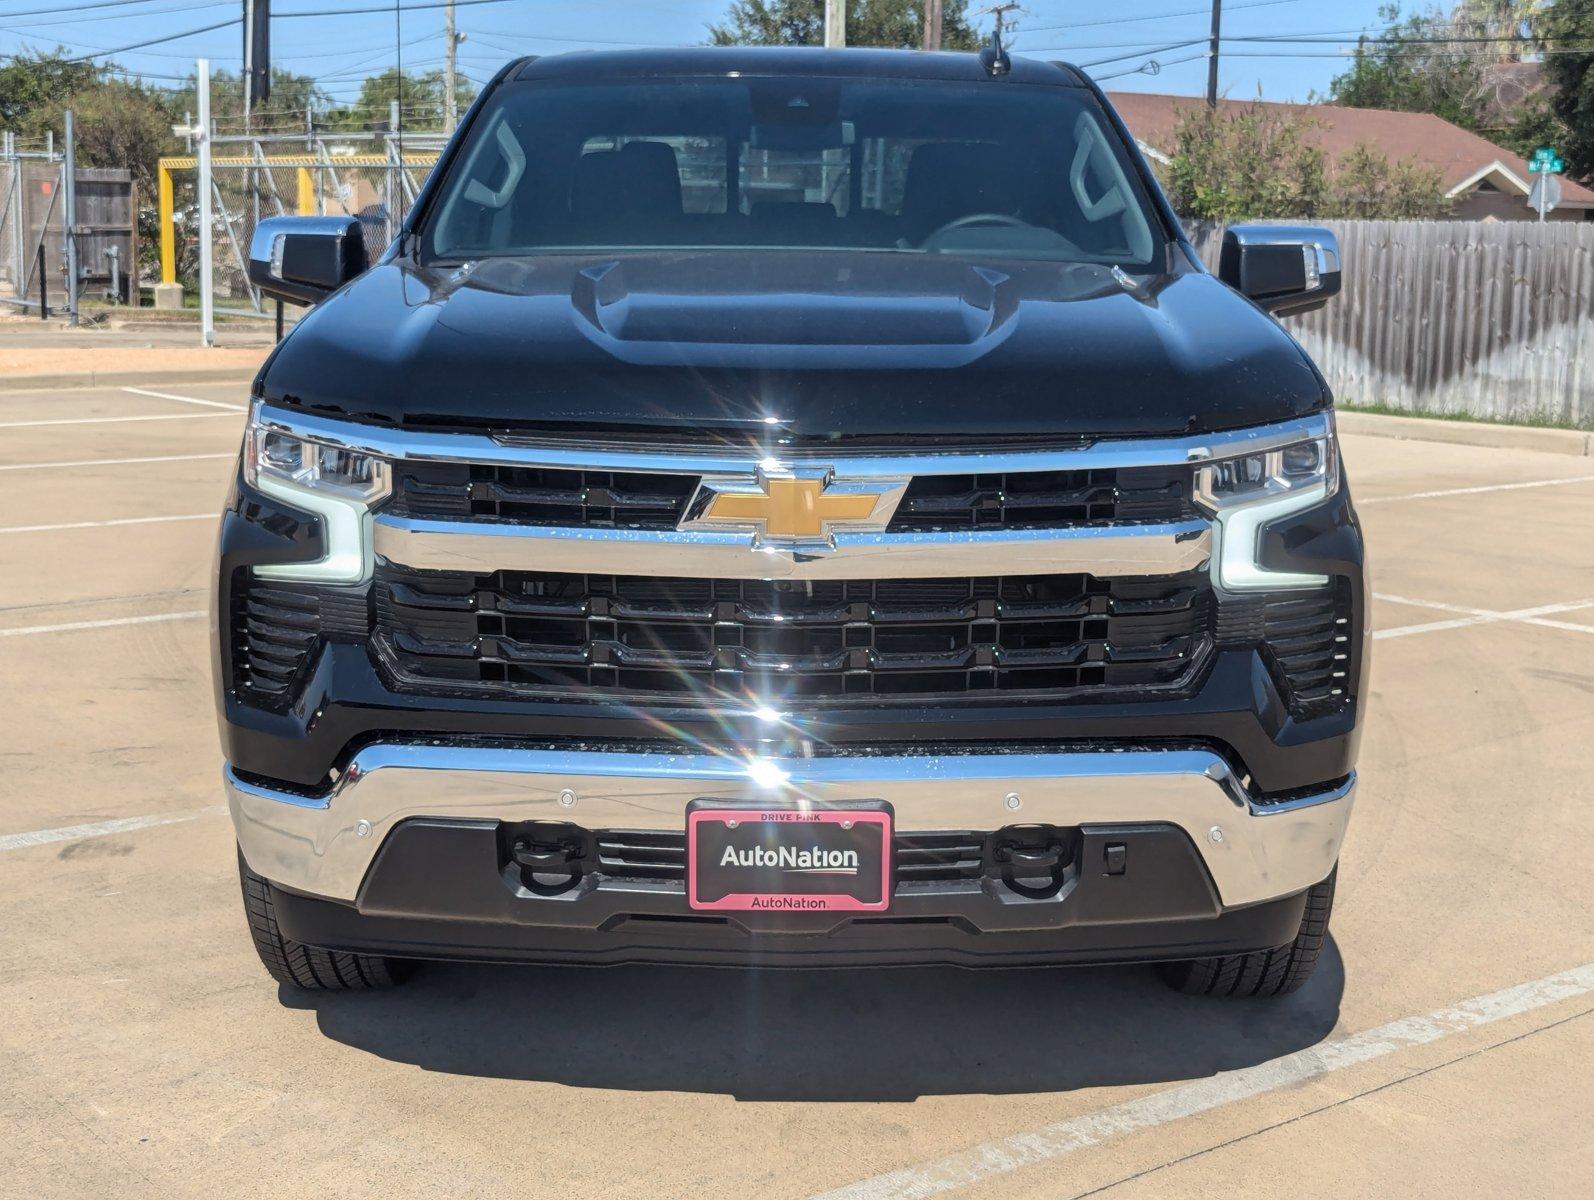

left=283, top=941, right=1344, bottom=1101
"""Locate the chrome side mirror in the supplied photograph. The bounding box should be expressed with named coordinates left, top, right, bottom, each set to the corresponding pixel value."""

left=247, top=216, right=368, bottom=307
left=1219, top=225, right=1341, bottom=317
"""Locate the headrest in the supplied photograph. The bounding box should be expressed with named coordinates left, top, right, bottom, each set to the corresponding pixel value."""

left=570, top=140, right=684, bottom=219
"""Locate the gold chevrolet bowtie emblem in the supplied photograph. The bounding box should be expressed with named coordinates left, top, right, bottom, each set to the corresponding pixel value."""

left=681, top=469, right=908, bottom=551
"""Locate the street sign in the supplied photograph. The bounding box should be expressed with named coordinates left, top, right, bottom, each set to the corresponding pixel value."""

left=1529, top=172, right=1562, bottom=220
left=1528, top=146, right=1565, bottom=174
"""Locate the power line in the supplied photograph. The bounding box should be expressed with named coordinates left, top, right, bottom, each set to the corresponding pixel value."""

left=1094, top=49, right=1209, bottom=81
left=1076, top=38, right=1206, bottom=69
left=1021, top=0, right=1304, bottom=37
left=0, top=2, right=230, bottom=34
left=449, top=28, right=678, bottom=47
left=53, top=15, right=240, bottom=63
left=276, top=0, right=523, bottom=17
left=0, top=0, right=221, bottom=21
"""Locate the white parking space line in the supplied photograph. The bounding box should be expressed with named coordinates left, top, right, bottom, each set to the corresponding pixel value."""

left=0, top=513, right=214, bottom=535
left=1359, top=475, right=1594, bottom=504
left=812, top=964, right=1594, bottom=1200
left=0, top=805, right=226, bottom=853
left=1374, top=593, right=1594, bottom=640
left=0, top=610, right=205, bottom=638
left=122, top=386, right=247, bottom=413
left=0, top=411, right=238, bottom=429
left=0, top=452, right=234, bottom=473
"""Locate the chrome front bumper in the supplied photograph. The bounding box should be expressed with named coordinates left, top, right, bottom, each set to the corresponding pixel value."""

left=227, top=745, right=1354, bottom=909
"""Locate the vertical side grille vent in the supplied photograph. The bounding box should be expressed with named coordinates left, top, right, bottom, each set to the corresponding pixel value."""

left=1216, top=581, right=1354, bottom=718
left=1261, top=582, right=1354, bottom=716
left=231, top=575, right=369, bottom=708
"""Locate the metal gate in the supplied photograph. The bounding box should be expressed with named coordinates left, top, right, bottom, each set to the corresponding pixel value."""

left=0, top=149, right=64, bottom=310
left=1, top=137, right=135, bottom=315
left=158, top=134, right=443, bottom=318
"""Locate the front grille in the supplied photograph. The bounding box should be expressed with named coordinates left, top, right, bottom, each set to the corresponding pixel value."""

left=383, top=461, right=1195, bottom=531
left=374, top=566, right=1213, bottom=701
left=385, top=461, right=697, bottom=529
left=891, top=466, right=1194, bottom=530
left=595, top=830, right=986, bottom=883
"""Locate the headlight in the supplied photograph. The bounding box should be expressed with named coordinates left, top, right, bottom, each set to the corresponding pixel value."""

left=243, top=405, right=391, bottom=584
left=1193, top=428, right=1338, bottom=591
left=244, top=423, right=391, bottom=502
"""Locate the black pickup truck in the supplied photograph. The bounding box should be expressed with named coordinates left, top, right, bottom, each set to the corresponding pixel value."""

left=219, top=45, right=1364, bottom=998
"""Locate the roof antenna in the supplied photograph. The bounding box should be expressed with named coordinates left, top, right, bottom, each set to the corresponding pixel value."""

left=979, top=26, right=1011, bottom=76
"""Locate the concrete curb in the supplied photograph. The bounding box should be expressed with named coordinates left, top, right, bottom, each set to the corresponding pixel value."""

left=0, top=367, right=258, bottom=394
left=1337, top=410, right=1593, bottom=457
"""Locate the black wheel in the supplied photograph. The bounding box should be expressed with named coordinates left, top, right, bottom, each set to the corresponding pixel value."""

left=1159, top=868, right=1336, bottom=998
left=237, top=848, right=408, bottom=990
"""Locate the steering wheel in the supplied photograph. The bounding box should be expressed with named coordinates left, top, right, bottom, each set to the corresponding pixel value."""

left=921, top=212, right=1030, bottom=245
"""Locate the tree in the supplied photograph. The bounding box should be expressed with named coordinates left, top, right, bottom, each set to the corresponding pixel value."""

left=326, top=67, right=475, bottom=131
left=1326, top=5, right=1486, bottom=130
left=1454, top=0, right=1547, bottom=60
left=709, top=0, right=980, bottom=51
left=1501, top=90, right=1569, bottom=159
left=171, top=67, right=330, bottom=137
left=1540, top=0, right=1594, bottom=180
left=19, top=79, right=173, bottom=196
left=0, top=49, right=100, bottom=131
left=1326, top=143, right=1451, bottom=218
left=1163, top=100, right=1450, bottom=221
left=1163, top=103, right=1330, bottom=222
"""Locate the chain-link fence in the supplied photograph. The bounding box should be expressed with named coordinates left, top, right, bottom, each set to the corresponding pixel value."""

left=159, top=133, right=444, bottom=318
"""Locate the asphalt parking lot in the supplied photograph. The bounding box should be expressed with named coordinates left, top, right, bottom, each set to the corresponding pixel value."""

left=2, top=378, right=1591, bottom=1199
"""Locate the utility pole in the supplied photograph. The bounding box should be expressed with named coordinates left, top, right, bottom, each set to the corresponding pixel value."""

left=922, top=0, right=943, bottom=50
left=981, top=3, right=1021, bottom=43
left=824, top=0, right=845, bottom=48
left=1206, top=0, right=1222, bottom=108
left=444, top=1, right=460, bottom=134
left=243, top=0, right=253, bottom=128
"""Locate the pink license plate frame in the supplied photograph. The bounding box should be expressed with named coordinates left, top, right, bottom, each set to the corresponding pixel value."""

left=686, top=806, right=893, bottom=913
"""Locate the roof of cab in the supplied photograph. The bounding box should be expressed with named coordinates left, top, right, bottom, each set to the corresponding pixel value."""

left=513, top=46, right=1085, bottom=87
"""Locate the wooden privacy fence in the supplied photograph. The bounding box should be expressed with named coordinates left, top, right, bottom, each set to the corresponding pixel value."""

left=1185, top=218, right=1594, bottom=430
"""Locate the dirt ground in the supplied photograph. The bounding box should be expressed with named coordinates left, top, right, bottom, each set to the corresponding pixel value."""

left=2, top=377, right=1591, bottom=1199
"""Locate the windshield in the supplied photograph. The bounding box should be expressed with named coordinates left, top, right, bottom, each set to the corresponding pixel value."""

left=422, top=75, right=1164, bottom=269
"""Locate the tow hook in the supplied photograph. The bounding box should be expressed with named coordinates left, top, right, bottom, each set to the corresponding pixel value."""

left=991, top=825, right=1074, bottom=896
left=506, top=820, right=593, bottom=889
left=511, top=839, right=585, bottom=873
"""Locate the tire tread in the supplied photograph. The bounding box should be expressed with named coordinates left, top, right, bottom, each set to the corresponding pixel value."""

left=237, top=849, right=404, bottom=990
left=1159, top=868, right=1336, bottom=999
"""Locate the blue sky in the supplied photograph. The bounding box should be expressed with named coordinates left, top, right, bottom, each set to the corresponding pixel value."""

left=0, top=0, right=1399, bottom=113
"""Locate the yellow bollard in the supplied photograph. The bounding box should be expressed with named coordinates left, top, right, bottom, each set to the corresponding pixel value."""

left=296, top=167, right=315, bottom=216
left=158, top=162, right=176, bottom=285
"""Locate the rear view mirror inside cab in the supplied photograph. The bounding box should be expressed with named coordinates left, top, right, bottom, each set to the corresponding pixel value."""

left=749, top=120, right=856, bottom=152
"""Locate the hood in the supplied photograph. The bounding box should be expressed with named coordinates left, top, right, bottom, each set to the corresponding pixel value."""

left=258, top=250, right=1328, bottom=444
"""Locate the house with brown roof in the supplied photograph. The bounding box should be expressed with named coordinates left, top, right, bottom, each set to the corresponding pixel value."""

left=1108, top=92, right=1594, bottom=222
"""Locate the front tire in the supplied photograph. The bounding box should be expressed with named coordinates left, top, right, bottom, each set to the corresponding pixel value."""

left=238, top=849, right=408, bottom=990
left=1159, top=868, right=1336, bottom=998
